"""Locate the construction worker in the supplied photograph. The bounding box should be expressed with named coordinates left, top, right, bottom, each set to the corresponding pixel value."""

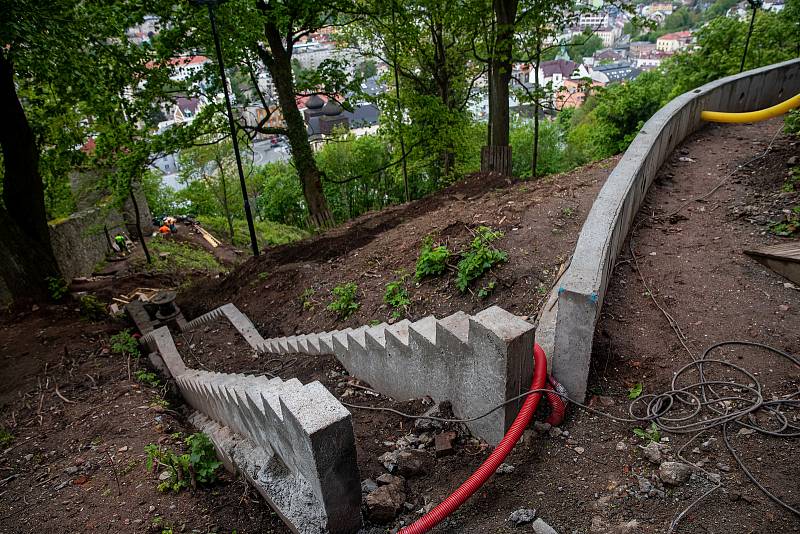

left=114, top=234, right=128, bottom=253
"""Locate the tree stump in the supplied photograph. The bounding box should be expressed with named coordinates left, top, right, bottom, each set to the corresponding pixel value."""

left=481, top=145, right=512, bottom=176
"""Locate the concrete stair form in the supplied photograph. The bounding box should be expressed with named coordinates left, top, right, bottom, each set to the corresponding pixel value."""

left=143, top=325, right=361, bottom=534
left=256, top=305, right=535, bottom=445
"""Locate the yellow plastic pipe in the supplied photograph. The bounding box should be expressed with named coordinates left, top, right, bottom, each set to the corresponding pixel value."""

left=701, top=92, right=800, bottom=123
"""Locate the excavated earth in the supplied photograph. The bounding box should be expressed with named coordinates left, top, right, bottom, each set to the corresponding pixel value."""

left=1, top=119, right=798, bottom=533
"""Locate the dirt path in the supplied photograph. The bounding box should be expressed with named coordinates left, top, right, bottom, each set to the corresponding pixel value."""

left=2, top=120, right=797, bottom=533
left=442, top=119, right=799, bottom=534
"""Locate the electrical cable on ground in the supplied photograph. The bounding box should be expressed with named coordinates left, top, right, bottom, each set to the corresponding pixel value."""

left=344, top=340, right=800, bottom=531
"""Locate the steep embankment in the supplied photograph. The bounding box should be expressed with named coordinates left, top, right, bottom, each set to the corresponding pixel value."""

left=180, top=158, right=620, bottom=337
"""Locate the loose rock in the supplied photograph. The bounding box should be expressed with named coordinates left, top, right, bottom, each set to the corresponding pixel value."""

left=396, top=449, right=434, bottom=478
left=640, top=441, right=662, bottom=464
left=495, top=463, right=515, bottom=474
left=659, top=461, right=693, bottom=486
left=366, top=483, right=406, bottom=523
left=376, top=473, right=404, bottom=486
left=508, top=508, right=537, bottom=525
left=532, top=517, right=558, bottom=534
left=361, top=478, right=378, bottom=494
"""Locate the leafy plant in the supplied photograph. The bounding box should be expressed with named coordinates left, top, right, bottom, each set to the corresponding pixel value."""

left=300, top=288, right=316, bottom=311
left=326, top=283, right=360, bottom=319
left=477, top=281, right=497, bottom=299
left=770, top=206, right=800, bottom=236
left=258, top=271, right=270, bottom=281
left=47, top=276, right=69, bottom=301
left=628, top=383, right=643, bottom=400
left=145, top=432, right=221, bottom=493
left=456, top=227, right=508, bottom=292
left=384, top=273, right=410, bottom=320
left=782, top=168, right=800, bottom=193
left=0, top=427, right=13, bottom=448
left=785, top=109, right=800, bottom=136
left=415, top=236, right=451, bottom=280
left=79, top=295, right=107, bottom=321
left=135, top=370, right=161, bottom=388
left=110, top=330, right=139, bottom=357
left=150, top=397, right=170, bottom=409
left=633, top=422, right=661, bottom=444
left=561, top=206, right=575, bottom=218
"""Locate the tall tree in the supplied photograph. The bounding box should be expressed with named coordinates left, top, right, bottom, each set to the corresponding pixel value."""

left=347, top=0, right=484, bottom=186
left=0, top=0, right=144, bottom=301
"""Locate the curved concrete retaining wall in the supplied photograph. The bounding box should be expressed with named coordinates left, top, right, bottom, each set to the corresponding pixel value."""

left=540, top=59, right=800, bottom=402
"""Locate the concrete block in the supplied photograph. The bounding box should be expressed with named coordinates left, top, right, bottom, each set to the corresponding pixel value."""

left=142, top=326, right=187, bottom=378
left=176, top=368, right=361, bottom=533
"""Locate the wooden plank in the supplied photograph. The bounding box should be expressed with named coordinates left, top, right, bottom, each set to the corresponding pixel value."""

left=744, top=240, right=800, bottom=262
left=744, top=240, right=800, bottom=285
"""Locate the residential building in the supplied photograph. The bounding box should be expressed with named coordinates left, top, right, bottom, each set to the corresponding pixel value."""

left=594, top=48, right=625, bottom=63
left=534, top=59, right=578, bottom=91
left=590, top=61, right=641, bottom=84
left=578, top=12, right=610, bottom=29
left=171, top=96, right=208, bottom=123
left=596, top=27, right=621, bottom=47
left=656, top=31, right=692, bottom=53
left=634, top=50, right=671, bottom=70
left=629, top=41, right=657, bottom=57
left=555, top=78, right=605, bottom=110
left=646, top=2, right=674, bottom=16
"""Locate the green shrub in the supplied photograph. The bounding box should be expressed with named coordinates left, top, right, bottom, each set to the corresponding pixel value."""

left=300, top=288, right=316, bottom=311
left=633, top=422, right=661, bottom=444
left=79, top=295, right=107, bottom=321
left=197, top=215, right=307, bottom=248
left=785, top=109, right=800, bottom=136
left=770, top=206, right=800, bottom=236
left=782, top=168, right=800, bottom=193
left=384, top=273, right=410, bottom=320
left=135, top=370, right=161, bottom=388
left=415, top=236, right=451, bottom=280
left=327, top=283, right=360, bottom=319
left=477, top=280, right=497, bottom=299
left=145, top=432, right=221, bottom=493
left=110, top=330, right=139, bottom=357
left=47, top=276, right=69, bottom=301
left=144, top=240, right=223, bottom=274
left=0, top=427, right=13, bottom=448
left=456, top=227, right=507, bottom=292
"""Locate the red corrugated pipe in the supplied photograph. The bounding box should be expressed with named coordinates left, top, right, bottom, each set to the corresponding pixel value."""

left=398, top=343, right=550, bottom=534
left=545, top=375, right=568, bottom=426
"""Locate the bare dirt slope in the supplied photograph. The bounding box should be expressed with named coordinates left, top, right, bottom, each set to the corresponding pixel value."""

left=181, top=160, right=619, bottom=334
left=0, top=308, right=286, bottom=534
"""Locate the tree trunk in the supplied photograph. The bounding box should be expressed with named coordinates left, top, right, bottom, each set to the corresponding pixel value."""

left=532, top=44, right=541, bottom=178
left=129, top=187, right=151, bottom=264
left=391, top=6, right=410, bottom=202
left=261, top=24, right=334, bottom=228
left=0, top=52, right=60, bottom=302
left=489, top=0, right=518, bottom=148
